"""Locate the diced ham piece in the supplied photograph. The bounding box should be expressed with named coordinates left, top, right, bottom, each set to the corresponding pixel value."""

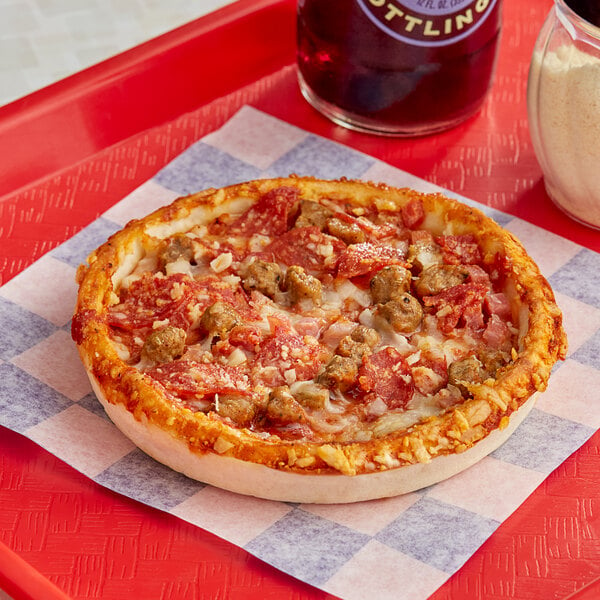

left=401, top=198, right=425, bottom=229
left=464, top=264, right=492, bottom=287
left=482, top=314, right=512, bottom=350
left=484, top=292, right=513, bottom=321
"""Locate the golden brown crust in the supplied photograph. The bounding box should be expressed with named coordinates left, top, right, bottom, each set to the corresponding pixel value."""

left=72, top=177, right=567, bottom=496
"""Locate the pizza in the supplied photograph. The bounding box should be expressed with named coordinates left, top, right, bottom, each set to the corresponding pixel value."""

left=72, top=177, right=567, bottom=503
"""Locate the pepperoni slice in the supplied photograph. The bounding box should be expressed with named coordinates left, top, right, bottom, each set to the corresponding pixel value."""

left=108, top=273, right=195, bottom=331
left=358, top=347, right=414, bottom=409
left=254, top=320, right=322, bottom=386
left=436, top=234, right=482, bottom=265
left=336, top=242, right=408, bottom=279
left=190, top=276, right=261, bottom=323
left=423, top=282, right=488, bottom=334
left=108, top=273, right=260, bottom=332
left=227, top=186, right=299, bottom=237
left=147, top=360, right=253, bottom=399
left=260, top=226, right=346, bottom=275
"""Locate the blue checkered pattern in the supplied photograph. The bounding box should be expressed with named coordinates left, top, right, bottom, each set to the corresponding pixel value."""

left=2, top=107, right=599, bottom=600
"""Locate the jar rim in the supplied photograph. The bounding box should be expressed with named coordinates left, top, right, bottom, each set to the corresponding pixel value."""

left=555, top=0, right=600, bottom=40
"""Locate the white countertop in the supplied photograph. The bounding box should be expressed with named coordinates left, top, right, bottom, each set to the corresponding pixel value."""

left=0, top=0, right=237, bottom=107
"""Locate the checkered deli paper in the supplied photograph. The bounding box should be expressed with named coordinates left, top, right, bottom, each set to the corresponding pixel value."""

left=2, top=106, right=600, bottom=600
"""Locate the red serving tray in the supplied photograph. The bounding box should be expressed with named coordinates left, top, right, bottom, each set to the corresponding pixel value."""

left=1, top=1, right=599, bottom=598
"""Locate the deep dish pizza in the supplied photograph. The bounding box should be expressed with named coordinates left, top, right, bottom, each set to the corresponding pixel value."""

left=72, top=177, right=567, bottom=503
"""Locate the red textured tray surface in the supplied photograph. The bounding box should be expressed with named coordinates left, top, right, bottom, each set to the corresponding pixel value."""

left=1, top=0, right=599, bottom=598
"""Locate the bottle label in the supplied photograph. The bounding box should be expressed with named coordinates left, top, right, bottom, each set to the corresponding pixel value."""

left=356, top=0, right=498, bottom=47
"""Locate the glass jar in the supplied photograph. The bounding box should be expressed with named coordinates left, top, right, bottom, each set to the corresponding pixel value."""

left=527, top=0, right=600, bottom=229
left=296, top=0, right=503, bottom=137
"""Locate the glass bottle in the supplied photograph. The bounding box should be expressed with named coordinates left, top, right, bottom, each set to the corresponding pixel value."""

left=297, top=0, right=503, bottom=136
left=527, top=0, right=600, bottom=229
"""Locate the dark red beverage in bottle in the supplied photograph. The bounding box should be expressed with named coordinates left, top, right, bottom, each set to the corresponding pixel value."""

left=297, top=0, right=502, bottom=136
left=564, top=0, right=600, bottom=26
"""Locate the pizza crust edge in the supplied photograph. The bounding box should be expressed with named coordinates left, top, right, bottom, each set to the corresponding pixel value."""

left=90, top=374, right=538, bottom=503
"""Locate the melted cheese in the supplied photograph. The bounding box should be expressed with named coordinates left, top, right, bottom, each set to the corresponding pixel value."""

left=107, top=194, right=517, bottom=445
